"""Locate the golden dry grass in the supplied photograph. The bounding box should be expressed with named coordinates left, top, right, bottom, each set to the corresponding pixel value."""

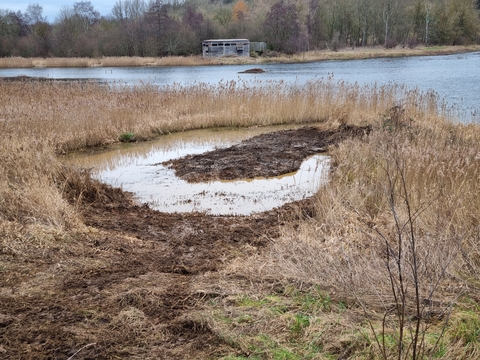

left=245, top=125, right=480, bottom=289
left=229, top=101, right=480, bottom=358
left=287, top=44, right=480, bottom=62
left=0, top=56, right=221, bottom=68
left=0, top=138, right=78, bottom=228
left=1, top=76, right=473, bottom=251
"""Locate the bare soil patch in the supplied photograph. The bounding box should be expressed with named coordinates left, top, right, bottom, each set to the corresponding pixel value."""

left=0, top=125, right=369, bottom=359
left=164, top=124, right=371, bottom=182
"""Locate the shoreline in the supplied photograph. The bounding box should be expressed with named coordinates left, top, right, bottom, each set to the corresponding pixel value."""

left=0, top=45, right=479, bottom=69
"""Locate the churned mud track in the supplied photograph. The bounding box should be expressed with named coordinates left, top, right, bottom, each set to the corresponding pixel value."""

left=69, top=191, right=311, bottom=359
left=1, top=185, right=310, bottom=359
left=0, top=124, right=370, bottom=359
left=164, top=124, right=371, bottom=182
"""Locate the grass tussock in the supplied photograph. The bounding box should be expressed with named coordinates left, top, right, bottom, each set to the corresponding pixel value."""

left=0, top=138, right=77, bottom=228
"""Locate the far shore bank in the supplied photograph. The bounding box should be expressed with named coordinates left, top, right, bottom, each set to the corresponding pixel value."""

left=1, top=45, right=479, bottom=69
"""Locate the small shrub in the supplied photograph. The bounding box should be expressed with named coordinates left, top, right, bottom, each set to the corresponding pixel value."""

left=385, top=38, right=398, bottom=49
left=119, top=132, right=136, bottom=142
left=407, top=38, right=419, bottom=49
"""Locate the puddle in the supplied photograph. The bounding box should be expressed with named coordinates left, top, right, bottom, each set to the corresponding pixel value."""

left=66, top=126, right=330, bottom=215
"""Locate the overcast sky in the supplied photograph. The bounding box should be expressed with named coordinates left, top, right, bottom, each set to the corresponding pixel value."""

left=2, top=1, right=116, bottom=22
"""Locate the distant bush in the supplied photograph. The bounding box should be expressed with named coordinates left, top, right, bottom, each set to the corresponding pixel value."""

left=407, top=38, right=419, bottom=49
left=385, top=38, right=398, bottom=49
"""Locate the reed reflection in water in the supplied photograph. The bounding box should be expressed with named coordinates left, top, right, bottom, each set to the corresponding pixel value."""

left=66, top=126, right=330, bottom=215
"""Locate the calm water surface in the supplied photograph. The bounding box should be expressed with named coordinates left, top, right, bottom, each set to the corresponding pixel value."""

left=2, top=51, right=479, bottom=121
left=67, top=126, right=330, bottom=215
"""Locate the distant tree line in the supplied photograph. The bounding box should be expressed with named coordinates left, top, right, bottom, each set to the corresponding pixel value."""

left=0, top=0, right=479, bottom=57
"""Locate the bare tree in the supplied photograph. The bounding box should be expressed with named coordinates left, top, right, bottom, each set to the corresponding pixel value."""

left=112, top=0, right=146, bottom=21
left=73, top=1, right=100, bottom=33
left=357, top=0, right=371, bottom=46
left=263, top=0, right=301, bottom=53
left=214, top=6, right=232, bottom=32
left=424, top=1, right=432, bottom=45
left=24, top=4, right=46, bottom=26
left=383, top=0, right=394, bottom=47
left=345, top=109, right=462, bottom=359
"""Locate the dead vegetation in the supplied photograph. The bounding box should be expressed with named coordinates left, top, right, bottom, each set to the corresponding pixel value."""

left=1, top=76, right=480, bottom=359
left=234, top=111, right=480, bottom=358
left=0, top=75, right=445, bottom=153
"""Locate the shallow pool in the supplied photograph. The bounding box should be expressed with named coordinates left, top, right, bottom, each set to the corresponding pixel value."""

left=66, top=126, right=330, bottom=215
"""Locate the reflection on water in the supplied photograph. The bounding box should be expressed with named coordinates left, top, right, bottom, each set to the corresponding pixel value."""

left=145, top=155, right=328, bottom=215
left=66, top=126, right=330, bottom=215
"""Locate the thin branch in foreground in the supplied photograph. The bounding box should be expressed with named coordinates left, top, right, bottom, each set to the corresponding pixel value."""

left=67, top=343, right=96, bottom=360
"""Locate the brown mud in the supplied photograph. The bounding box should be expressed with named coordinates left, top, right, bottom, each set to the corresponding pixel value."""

left=164, top=124, right=371, bottom=182
left=0, top=125, right=370, bottom=359
left=238, top=68, right=265, bottom=74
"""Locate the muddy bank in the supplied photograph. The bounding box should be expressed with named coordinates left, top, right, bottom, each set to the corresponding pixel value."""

left=238, top=68, right=265, bottom=73
left=0, top=183, right=314, bottom=359
left=0, top=124, right=369, bottom=359
left=164, top=124, right=371, bottom=182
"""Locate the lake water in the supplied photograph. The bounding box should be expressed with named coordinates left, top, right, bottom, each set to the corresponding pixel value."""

left=1, top=51, right=479, bottom=122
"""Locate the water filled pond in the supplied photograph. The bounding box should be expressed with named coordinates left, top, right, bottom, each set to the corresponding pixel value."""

left=2, top=51, right=480, bottom=122
left=67, top=126, right=330, bottom=215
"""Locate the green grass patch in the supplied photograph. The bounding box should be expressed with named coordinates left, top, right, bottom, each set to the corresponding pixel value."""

left=426, top=333, right=447, bottom=358
left=209, top=286, right=349, bottom=359
left=285, top=285, right=333, bottom=312
left=246, top=334, right=303, bottom=360
left=119, top=132, right=136, bottom=142
left=449, top=310, right=480, bottom=345
left=289, top=314, right=310, bottom=337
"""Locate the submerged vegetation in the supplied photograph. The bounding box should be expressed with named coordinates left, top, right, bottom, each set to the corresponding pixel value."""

left=1, top=77, right=479, bottom=358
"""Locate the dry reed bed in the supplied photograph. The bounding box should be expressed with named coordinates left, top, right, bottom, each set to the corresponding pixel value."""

left=231, top=114, right=480, bottom=357
left=0, top=78, right=469, bottom=229
left=0, top=56, right=221, bottom=68
left=0, top=78, right=441, bottom=152
left=0, top=136, right=80, bottom=229
left=251, top=121, right=480, bottom=293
